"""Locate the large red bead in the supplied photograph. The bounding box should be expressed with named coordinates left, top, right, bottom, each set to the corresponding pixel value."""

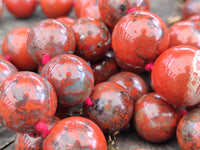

left=99, top=0, right=150, bottom=29
left=27, top=19, right=76, bottom=65
left=183, top=0, right=200, bottom=19
left=108, top=72, right=148, bottom=101
left=169, top=16, right=200, bottom=49
left=151, top=45, right=200, bottom=107
left=2, top=27, right=38, bottom=71
left=4, top=0, right=36, bottom=18
left=72, top=17, right=111, bottom=62
left=41, top=54, right=94, bottom=107
left=112, top=10, right=169, bottom=72
left=43, top=117, right=107, bottom=150
left=177, top=109, right=200, bottom=150
left=84, top=82, right=134, bottom=133
left=40, top=0, right=73, bottom=18
left=0, top=72, right=57, bottom=133
left=134, top=93, right=180, bottom=142
left=0, top=58, right=18, bottom=83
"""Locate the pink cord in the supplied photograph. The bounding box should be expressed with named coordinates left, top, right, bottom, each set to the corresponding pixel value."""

left=35, top=122, right=50, bottom=136
left=180, top=109, right=187, bottom=117
left=128, top=8, right=136, bottom=13
left=42, top=54, right=51, bottom=66
left=72, top=1, right=76, bottom=7
left=4, top=55, right=11, bottom=62
left=145, top=62, right=154, bottom=71
left=84, top=97, right=94, bottom=107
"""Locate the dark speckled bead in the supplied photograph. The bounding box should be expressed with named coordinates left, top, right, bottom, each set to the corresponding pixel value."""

left=108, top=72, right=148, bottom=101
left=41, top=54, right=94, bottom=107
left=99, top=0, right=150, bottom=29
left=27, top=19, right=76, bottom=65
left=91, top=51, right=119, bottom=84
left=177, top=108, right=200, bottom=150
left=72, top=17, right=111, bottom=62
left=134, top=93, right=180, bottom=143
left=84, top=82, right=134, bottom=133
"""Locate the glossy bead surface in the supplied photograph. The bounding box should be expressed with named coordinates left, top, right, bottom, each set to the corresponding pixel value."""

left=169, top=17, right=200, bottom=48
left=91, top=51, right=119, bottom=84
left=134, top=93, right=180, bottom=142
left=183, top=0, right=200, bottom=19
left=84, top=82, right=133, bottom=133
left=72, top=17, right=110, bottom=62
left=41, top=0, right=73, bottom=18
left=2, top=27, right=38, bottom=71
left=0, top=72, right=57, bottom=133
left=4, top=0, right=36, bottom=18
left=108, top=72, right=148, bottom=101
left=27, top=19, right=75, bottom=65
left=112, top=11, right=169, bottom=72
left=0, top=58, right=18, bottom=83
left=177, top=108, right=200, bottom=150
left=56, top=17, right=75, bottom=27
left=41, top=54, right=94, bottom=107
left=151, top=45, right=200, bottom=107
left=99, top=0, right=150, bottom=29
left=43, top=117, right=107, bottom=150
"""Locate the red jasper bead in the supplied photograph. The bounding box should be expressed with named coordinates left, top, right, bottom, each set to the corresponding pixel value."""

left=177, top=108, right=200, bottom=150
left=41, top=54, right=94, bottom=107
left=15, top=133, right=43, bottom=150
left=0, top=58, right=18, bottom=83
left=169, top=16, right=200, bottom=49
left=4, top=0, right=37, bottom=18
left=43, top=117, right=107, bottom=150
left=41, top=0, right=73, bottom=18
left=0, top=72, right=57, bottom=133
left=75, top=0, right=95, bottom=18
left=2, top=27, right=38, bottom=71
left=56, top=17, right=75, bottom=27
left=0, top=0, right=3, bottom=18
left=27, top=19, right=75, bottom=65
left=108, top=72, right=148, bottom=101
left=183, top=0, right=200, bottom=19
left=91, top=51, right=119, bottom=84
left=112, top=10, right=169, bottom=72
left=99, top=0, right=150, bottom=29
left=134, top=93, right=180, bottom=143
left=84, top=82, right=134, bottom=133
left=72, top=17, right=111, bottom=62
left=151, top=45, right=200, bottom=107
